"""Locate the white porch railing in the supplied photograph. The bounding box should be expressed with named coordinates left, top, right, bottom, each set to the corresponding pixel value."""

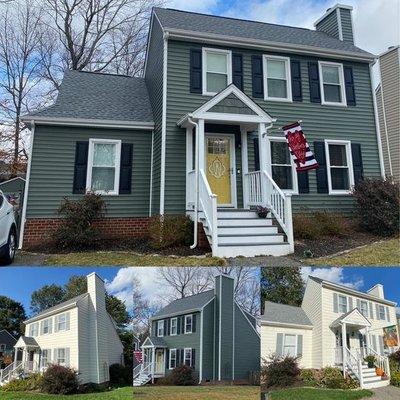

left=366, top=346, right=390, bottom=378
left=344, top=346, right=363, bottom=387
left=133, top=362, right=154, bottom=385
left=0, top=360, right=39, bottom=385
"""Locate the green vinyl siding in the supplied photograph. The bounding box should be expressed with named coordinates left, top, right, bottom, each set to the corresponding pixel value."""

left=164, top=39, right=380, bottom=215
left=316, top=11, right=340, bottom=40
left=201, top=300, right=215, bottom=381
left=340, top=8, right=354, bottom=44
left=27, top=125, right=152, bottom=218
left=145, top=16, right=164, bottom=215
left=234, top=304, right=260, bottom=380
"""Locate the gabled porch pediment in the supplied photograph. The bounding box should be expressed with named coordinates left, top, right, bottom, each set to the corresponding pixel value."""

left=142, top=336, right=167, bottom=348
left=14, top=336, right=39, bottom=349
left=331, top=308, right=371, bottom=328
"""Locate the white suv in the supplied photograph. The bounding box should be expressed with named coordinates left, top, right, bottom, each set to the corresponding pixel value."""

left=0, top=190, right=17, bottom=265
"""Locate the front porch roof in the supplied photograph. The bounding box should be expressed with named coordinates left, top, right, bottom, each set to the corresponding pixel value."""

left=330, top=308, right=371, bottom=329
left=177, top=84, right=276, bottom=128
left=14, top=336, right=39, bottom=348
left=142, top=336, right=167, bottom=348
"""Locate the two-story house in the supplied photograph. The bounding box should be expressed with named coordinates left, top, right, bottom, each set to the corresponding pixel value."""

left=0, top=273, right=124, bottom=386
left=20, top=4, right=383, bottom=257
left=133, top=274, right=259, bottom=386
left=261, top=276, right=399, bottom=389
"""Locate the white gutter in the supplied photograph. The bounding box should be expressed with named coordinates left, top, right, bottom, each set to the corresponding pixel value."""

left=19, top=121, right=35, bottom=249
left=188, top=117, right=199, bottom=250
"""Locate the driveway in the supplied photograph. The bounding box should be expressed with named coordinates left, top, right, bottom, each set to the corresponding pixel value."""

left=369, top=385, right=400, bottom=400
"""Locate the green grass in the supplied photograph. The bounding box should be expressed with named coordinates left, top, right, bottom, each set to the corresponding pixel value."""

left=0, top=386, right=131, bottom=399
left=43, top=252, right=226, bottom=266
left=310, top=238, right=400, bottom=266
left=268, top=387, right=373, bottom=400
left=134, top=385, right=260, bottom=399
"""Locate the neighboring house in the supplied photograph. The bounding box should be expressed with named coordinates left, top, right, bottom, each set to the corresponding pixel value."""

left=20, top=4, right=383, bottom=257
left=261, top=276, right=399, bottom=389
left=133, top=275, right=260, bottom=386
left=0, top=330, right=17, bottom=359
left=0, top=273, right=124, bottom=386
left=376, top=45, right=400, bottom=182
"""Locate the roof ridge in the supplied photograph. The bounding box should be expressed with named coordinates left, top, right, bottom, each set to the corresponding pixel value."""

left=170, top=288, right=214, bottom=302
left=67, top=70, right=143, bottom=79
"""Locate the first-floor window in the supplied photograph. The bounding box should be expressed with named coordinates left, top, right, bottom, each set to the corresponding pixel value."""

left=184, top=348, right=192, bottom=367
left=56, top=348, right=68, bottom=366
left=283, top=334, right=297, bottom=357
left=87, top=139, right=121, bottom=195
left=360, top=300, right=368, bottom=318
left=325, top=140, right=354, bottom=194
left=270, top=139, right=297, bottom=193
left=157, top=320, right=164, bottom=337
left=41, top=349, right=51, bottom=368
left=184, top=315, right=193, bottom=334
left=338, top=295, right=348, bottom=313
left=169, top=349, right=177, bottom=369
left=170, top=318, right=178, bottom=336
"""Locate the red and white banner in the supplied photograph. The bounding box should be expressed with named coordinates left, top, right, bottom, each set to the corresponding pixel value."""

left=282, top=122, right=319, bottom=172
left=134, top=351, right=143, bottom=363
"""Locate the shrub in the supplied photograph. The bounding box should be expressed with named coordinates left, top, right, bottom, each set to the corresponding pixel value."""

left=1, top=373, right=42, bottom=392
left=320, top=367, right=357, bottom=389
left=391, top=371, right=400, bottom=387
left=54, top=193, right=106, bottom=250
left=109, top=364, right=131, bottom=386
left=353, top=178, right=399, bottom=236
left=40, top=364, right=79, bottom=394
left=168, top=365, right=196, bottom=386
left=148, top=215, right=193, bottom=250
left=261, top=355, right=300, bottom=388
left=299, top=369, right=318, bottom=386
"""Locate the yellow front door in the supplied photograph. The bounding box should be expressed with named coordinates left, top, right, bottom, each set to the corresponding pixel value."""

left=155, top=350, right=164, bottom=374
left=206, top=136, right=233, bottom=205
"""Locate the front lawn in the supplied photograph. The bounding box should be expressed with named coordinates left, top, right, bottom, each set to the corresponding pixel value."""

left=134, top=385, right=259, bottom=399
left=0, top=386, right=131, bottom=400
left=268, top=387, right=373, bottom=400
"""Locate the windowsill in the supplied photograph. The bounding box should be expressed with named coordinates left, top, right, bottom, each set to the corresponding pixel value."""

left=321, top=101, right=347, bottom=107
left=86, top=190, right=119, bottom=196
left=264, top=97, right=293, bottom=103
left=328, top=190, right=352, bottom=196
left=282, top=190, right=298, bottom=196
left=202, top=91, right=218, bottom=96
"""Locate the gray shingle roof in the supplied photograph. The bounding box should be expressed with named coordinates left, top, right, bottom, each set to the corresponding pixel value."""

left=25, top=294, right=88, bottom=323
left=147, top=336, right=167, bottom=347
left=152, top=290, right=215, bottom=319
left=29, top=70, right=153, bottom=123
left=262, top=301, right=313, bottom=326
left=18, top=336, right=39, bottom=347
left=154, top=8, right=373, bottom=58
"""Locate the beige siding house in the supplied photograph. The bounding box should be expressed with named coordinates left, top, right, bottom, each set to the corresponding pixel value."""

left=261, top=276, right=399, bottom=389
left=0, top=273, right=124, bottom=386
left=376, top=46, right=400, bottom=181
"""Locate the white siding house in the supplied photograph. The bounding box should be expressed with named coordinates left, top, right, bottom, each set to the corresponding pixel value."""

left=0, top=273, right=124, bottom=386
left=261, top=276, right=399, bottom=389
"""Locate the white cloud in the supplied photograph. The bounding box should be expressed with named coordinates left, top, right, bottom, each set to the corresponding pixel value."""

left=301, top=267, right=364, bottom=290
left=396, top=307, right=400, bottom=316
left=166, top=0, right=218, bottom=13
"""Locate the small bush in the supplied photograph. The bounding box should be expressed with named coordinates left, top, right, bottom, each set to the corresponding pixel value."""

left=168, top=365, right=196, bottom=386
left=40, top=364, right=79, bottom=394
left=261, top=355, right=300, bottom=388
left=1, top=373, right=42, bottom=392
left=148, top=215, right=193, bottom=250
left=353, top=178, right=399, bottom=236
left=109, top=363, right=131, bottom=386
left=364, top=355, right=376, bottom=368
left=54, top=193, right=106, bottom=250
left=299, top=369, right=318, bottom=386
left=391, top=371, right=400, bottom=387
left=320, top=367, right=357, bottom=389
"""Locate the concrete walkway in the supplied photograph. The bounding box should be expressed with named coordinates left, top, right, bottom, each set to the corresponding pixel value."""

left=369, top=385, right=400, bottom=400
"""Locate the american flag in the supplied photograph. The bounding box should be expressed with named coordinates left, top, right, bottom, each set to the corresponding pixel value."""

left=134, top=351, right=143, bottom=363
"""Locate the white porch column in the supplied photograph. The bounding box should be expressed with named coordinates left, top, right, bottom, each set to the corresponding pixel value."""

left=241, top=128, right=249, bottom=208
left=151, top=347, right=155, bottom=383
left=13, top=347, right=18, bottom=367
left=365, top=327, right=370, bottom=354
left=198, top=119, right=205, bottom=171
left=186, top=126, right=193, bottom=209
left=342, top=322, right=347, bottom=377
left=258, top=123, right=268, bottom=203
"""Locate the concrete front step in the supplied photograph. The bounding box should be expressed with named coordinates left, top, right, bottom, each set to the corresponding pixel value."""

left=216, top=242, right=292, bottom=257
left=217, top=217, right=274, bottom=227
left=218, top=233, right=285, bottom=244
left=217, top=225, right=279, bottom=235
left=363, top=379, right=390, bottom=389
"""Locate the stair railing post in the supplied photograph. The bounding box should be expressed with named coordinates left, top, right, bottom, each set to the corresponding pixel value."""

left=284, top=194, right=294, bottom=252
left=341, top=323, right=347, bottom=377
left=358, top=358, right=363, bottom=388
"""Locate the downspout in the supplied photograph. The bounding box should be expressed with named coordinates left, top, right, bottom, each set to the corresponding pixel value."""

left=188, top=117, right=199, bottom=250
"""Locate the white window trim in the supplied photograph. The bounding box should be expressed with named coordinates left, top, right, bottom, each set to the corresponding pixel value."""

left=30, top=323, right=39, bottom=337
left=263, top=55, right=292, bottom=102
left=184, top=347, right=192, bottom=367
left=202, top=48, right=232, bottom=96
left=325, top=139, right=354, bottom=195
left=86, top=138, right=121, bottom=196
left=157, top=320, right=164, bottom=337
left=42, top=318, right=51, bottom=335
left=170, top=317, right=178, bottom=336
left=282, top=333, right=297, bottom=357
left=267, top=136, right=298, bottom=195
left=169, top=348, right=177, bottom=370
left=378, top=305, right=385, bottom=320
left=360, top=300, right=368, bottom=317
left=184, top=314, right=193, bottom=334
left=57, top=313, right=67, bottom=331
left=318, top=61, right=347, bottom=106
left=338, top=294, right=348, bottom=313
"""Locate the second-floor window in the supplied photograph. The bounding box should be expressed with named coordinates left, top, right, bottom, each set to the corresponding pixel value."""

left=378, top=305, right=386, bottom=320
left=157, top=320, right=164, bottom=337
left=360, top=300, right=368, bottom=317
left=202, top=48, right=232, bottom=96
left=170, top=317, right=178, bottom=336
left=169, top=349, right=177, bottom=369
left=319, top=61, right=346, bottom=106
left=338, top=295, right=347, bottom=313
left=56, top=313, right=69, bottom=332
left=29, top=322, right=39, bottom=337
left=184, top=315, right=193, bottom=334
left=41, top=318, right=52, bottom=335
left=264, top=55, right=292, bottom=101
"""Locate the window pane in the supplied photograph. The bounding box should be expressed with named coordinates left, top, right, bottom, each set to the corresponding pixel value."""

left=324, top=84, right=342, bottom=103
left=271, top=141, right=291, bottom=164
left=284, top=335, right=296, bottom=346
left=329, top=145, right=347, bottom=166
left=322, top=65, right=340, bottom=84
left=206, top=52, right=227, bottom=73
left=272, top=166, right=293, bottom=190
left=91, top=167, right=115, bottom=191
left=93, top=143, right=116, bottom=167
left=207, top=73, right=227, bottom=93
left=267, top=59, right=286, bottom=79
left=331, top=168, right=350, bottom=190
left=268, top=79, right=287, bottom=98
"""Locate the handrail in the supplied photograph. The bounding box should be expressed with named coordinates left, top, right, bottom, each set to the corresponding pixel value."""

left=133, top=362, right=153, bottom=381
left=366, top=346, right=390, bottom=377
left=345, top=346, right=362, bottom=384
left=0, top=361, right=22, bottom=384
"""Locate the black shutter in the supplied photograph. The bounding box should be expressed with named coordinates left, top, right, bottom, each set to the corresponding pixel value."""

left=163, top=319, right=167, bottom=336
left=177, top=317, right=181, bottom=335
left=314, top=141, right=328, bottom=193
left=192, top=314, right=196, bottom=332
left=251, top=55, right=264, bottom=98
left=165, top=349, right=169, bottom=369
left=351, top=143, right=363, bottom=185
left=179, top=349, right=184, bottom=366
left=291, top=60, right=303, bottom=102
left=119, top=143, right=133, bottom=194
left=344, top=66, right=356, bottom=106
left=190, top=49, right=202, bottom=93
left=253, top=138, right=260, bottom=171
left=308, top=62, right=321, bottom=103
left=297, top=172, right=309, bottom=193
left=73, top=141, right=89, bottom=194
left=232, top=53, right=243, bottom=91
left=192, top=349, right=196, bottom=368
left=181, top=316, right=185, bottom=334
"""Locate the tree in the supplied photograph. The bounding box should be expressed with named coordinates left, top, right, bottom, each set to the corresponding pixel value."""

left=260, top=267, right=305, bottom=313
left=105, top=294, right=130, bottom=328
left=30, top=284, right=66, bottom=314
left=63, top=275, right=87, bottom=299
left=119, top=330, right=134, bottom=367
left=0, top=295, right=26, bottom=337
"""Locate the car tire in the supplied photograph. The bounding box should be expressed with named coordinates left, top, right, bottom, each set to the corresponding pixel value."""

left=2, top=228, right=16, bottom=265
